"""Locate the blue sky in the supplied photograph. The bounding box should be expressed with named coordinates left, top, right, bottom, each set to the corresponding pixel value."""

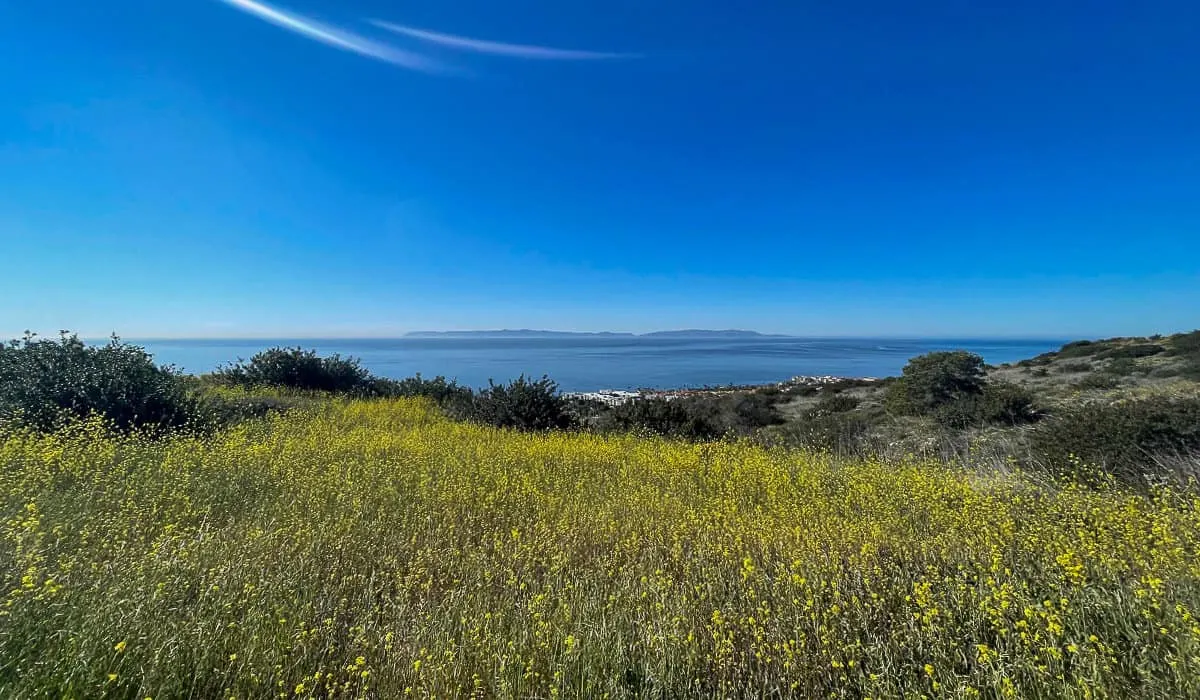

left=1, top=0, right=1197, bottom=338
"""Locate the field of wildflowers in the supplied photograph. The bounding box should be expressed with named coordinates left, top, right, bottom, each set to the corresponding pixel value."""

left=2, top=398, right=1199, bottom=698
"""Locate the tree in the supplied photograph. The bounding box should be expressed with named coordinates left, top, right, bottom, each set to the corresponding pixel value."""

left=885, top=351, right=987, bottom=415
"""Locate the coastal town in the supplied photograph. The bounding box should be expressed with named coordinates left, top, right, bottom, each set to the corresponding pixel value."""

left=566, top=374, right=880, bottom=406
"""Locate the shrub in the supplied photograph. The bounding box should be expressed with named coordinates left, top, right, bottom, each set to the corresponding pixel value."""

left=931, top=400, right=980, bottom=429
left=599, top=393, right=782, bottom=441
left=600, top=398, right=724, bottom=440
left=1028, top=396, right=1200, bottom=487
left=929, top=382, right=1041, bottom=429
left=470, top=375, right=573, bottom=432
left=1167, top=330, right=1200, bottom=356
left=214, top=347, right=373, bottom=393
left=371, top=374, right=475, bottom=414
left=1151, top=365, right=1183, bottom=379
left=195, top=393, right=304, bottom=426
left=1098, top=344, right=1164, bottom=360
left=1057, top=361, right=1093, bottom=374
left=719, top=393, right=786, bottom=432
left=975, top=382, right=1042, bottom=426
left=885, top=351, right=986, bottom=415
left=0, top=332, right=200, bottom=431
left=1103, top=357, right=1138, bottom=376
left=1053, top=340, right=1102, bottom=359
left=767, top=406, right=885, bottom=454
left=813, top=392, right=860, bottom=414
left=1074, top=374, right=1121, bottom=391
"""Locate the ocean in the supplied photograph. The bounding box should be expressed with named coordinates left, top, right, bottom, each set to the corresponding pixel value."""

left=131, top=337, right=1066, bottom=393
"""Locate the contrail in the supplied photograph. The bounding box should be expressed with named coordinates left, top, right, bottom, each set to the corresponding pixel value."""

left=371, top=20, right=636, bottom=60
left=217, top=0, right=443, bottom=72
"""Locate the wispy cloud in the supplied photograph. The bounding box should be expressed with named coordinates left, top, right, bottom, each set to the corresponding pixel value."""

left=216, top=0, right=442, bottom=72
left=370, top=21, right=636, bottom=61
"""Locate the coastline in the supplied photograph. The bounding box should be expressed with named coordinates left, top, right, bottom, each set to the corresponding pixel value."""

left=566, top=374, right=881, bottom=405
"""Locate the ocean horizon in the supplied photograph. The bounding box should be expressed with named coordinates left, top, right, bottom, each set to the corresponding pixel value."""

left=125, top=336, right=1067, bottom=393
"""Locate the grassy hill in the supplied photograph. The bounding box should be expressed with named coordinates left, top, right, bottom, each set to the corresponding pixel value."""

left=993, top=329, right=1200, bottom=394
left=754, top=331, right=1200, bottom=481
left=4, top=399, right=1200, bottom=698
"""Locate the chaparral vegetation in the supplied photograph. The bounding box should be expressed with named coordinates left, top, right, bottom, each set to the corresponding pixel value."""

left=2, top=332, right=1200, bottom=698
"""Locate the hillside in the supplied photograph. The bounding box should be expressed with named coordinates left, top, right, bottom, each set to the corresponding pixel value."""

left=992, top=329, right=1200, bottom=394
left=4, top=399, right=1199, bottom=697
left=761, top=329, right=1200, bottom=469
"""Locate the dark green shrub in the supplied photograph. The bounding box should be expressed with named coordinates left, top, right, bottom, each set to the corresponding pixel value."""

left=470, top=375, right=573, bottom=431
left=214, top=347, right=371, bottom=393
left=1057, top=361, right=1093, bottom=374
left=0, top=332, right=201, bottom=431
left=196, top=394, right=303, bottom=426
left=1103, top=358, right=1138, bottom=376
left=1028, top=396, right=1200, bottom=487
left=1053, top=340, right=1102, bottom=359
left=885, top=351, right=986, bottom=415
left=371, top=374, right=475, bottom=414
left=769, top=407, right=883, bottom=454
left=1032, top=367, right=1050, bottom=378
left=813, top=392, right=861, bottom=414
left=931, top=400, right=980, bottom=429
left=1167, top=330, right=1200, bottom=356
left=974, top=382, right=1042, bottom=426
left=1098, top=344, right=1164, bottom=360
left=598, top=392, right=781, bottom=441
left=929, top=382, right=1041, bottom=429
left=720, top=393, right=786, bottom=432
left=1074, top=374, right=1121, bottom=391
left=600, top=398, right=723, bottom=440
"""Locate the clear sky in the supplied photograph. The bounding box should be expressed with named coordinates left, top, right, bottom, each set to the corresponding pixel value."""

left=2, top=0, right=1197, bottom=338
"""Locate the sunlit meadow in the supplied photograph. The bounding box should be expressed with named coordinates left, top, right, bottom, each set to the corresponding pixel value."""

left=3, top=398, right=1199, bottom=698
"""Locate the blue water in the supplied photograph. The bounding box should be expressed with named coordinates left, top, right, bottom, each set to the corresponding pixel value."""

left=130, top=337, right=1065, bottom=393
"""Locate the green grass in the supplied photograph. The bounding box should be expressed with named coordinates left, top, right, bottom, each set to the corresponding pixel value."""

left=3, top=399, right=1200, bottom=698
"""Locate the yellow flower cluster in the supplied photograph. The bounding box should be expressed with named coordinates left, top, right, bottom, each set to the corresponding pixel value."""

left=2, top=398, right=1199, bottom=698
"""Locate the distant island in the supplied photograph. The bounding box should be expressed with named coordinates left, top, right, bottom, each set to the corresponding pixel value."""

left=405, top=329, right=787, bottom=339
left=640, top=329, right=789, bottom=338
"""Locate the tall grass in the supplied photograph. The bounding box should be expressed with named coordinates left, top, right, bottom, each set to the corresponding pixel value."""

left=2, top=399, right=1199, bottom=698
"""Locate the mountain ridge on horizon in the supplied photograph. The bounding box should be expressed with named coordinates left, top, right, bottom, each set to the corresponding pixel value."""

left=403, top=329, right=790, bottom=339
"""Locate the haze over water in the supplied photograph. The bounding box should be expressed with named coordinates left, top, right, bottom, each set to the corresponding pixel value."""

left=134, top=336, right=1064, bottom=393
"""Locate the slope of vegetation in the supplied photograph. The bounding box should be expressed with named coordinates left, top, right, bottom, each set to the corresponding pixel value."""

left=4, top=399, right=1200, bottom=698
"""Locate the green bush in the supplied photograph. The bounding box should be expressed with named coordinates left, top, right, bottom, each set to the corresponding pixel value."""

left=1053, top=340, right=1102, bottom=359
left=1028, top=396, right=1200, bottom=487
left=214, top=347, right=372, bottom=393
left=1098, top=344, right=1164, bottom=360
left=1103, top=358, right=1138, bottom=376
left=929, top=382, right=1041, bottom=429
left=719, top=393, right=786, bottom=432
left=598, top=393, right=782, bottom=441
left=1167, top=330, right=1200, bottom=356
left=600, top=398, right=723, bottom=440
left=975, top=382, right=1042, bottom=426
left=813, top=392, right=860, bottom=414
left=371, top=374, right=475, bottom=414
left=1057, top=361, right=1093, bottom=374
left=469, top=375, right=573, bottom=432
left=0, top=333, right=201, bottom=431
left=767, top=407, right=884, bottom=454
left=1074, top=374, right=1121, bottom=391
left=885, top=351, right=986, bottom=415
